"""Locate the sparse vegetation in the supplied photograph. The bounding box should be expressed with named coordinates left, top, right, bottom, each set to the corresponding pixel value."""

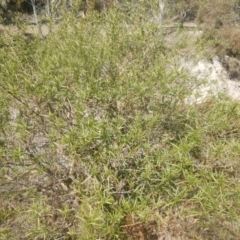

left=1, top=1, right=240, bottom=239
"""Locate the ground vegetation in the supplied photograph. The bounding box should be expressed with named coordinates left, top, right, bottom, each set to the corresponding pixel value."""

left=1, top=1, right=240, bottom=239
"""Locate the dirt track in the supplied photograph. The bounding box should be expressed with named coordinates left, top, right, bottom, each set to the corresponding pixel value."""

left=0, top=22, right=52, bottom=37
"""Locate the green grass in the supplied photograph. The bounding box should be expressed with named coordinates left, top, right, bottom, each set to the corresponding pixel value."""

left=0, top=3, right=240, bottom=239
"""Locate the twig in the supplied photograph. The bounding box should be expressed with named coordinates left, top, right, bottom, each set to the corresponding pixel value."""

left=30, top=0, right=44, bottom=39
left=121, top=222, right=143, bottom=228
left=0, top=84, right=45, bottom=123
